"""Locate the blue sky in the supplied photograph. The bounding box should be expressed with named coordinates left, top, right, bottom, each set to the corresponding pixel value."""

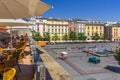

left=42, top=0, right=120, bottom=22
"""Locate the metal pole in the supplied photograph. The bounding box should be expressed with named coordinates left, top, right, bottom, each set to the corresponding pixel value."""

left=10, top=26, right=13, bottom=48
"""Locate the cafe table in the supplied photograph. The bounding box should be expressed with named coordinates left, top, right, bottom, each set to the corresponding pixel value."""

left=3, top=48, right=16, bottom=55
left=3, top=48, right=16, bottom=51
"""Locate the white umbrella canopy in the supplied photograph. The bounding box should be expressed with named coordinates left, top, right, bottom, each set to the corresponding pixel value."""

left=34, top=1, right=51, bottom=16
left=0, top=19, right=33, bottom=26
left=0, top=0, right=51, bottom=19
left=0, top=19, right=33, bottom=47
left=0, top=19, right=33, bottom=36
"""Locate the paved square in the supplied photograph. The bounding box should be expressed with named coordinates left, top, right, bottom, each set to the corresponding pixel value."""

left=45, top=42, right=120, bottom=80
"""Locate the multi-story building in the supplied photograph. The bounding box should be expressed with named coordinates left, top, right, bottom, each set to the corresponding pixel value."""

left=76, top=20, right=87, bottom=35
left=47, top=18, right=69, bottom=41
left=35, top=18, right=47, bottom=37
left=34, top=18, right=107, bottom=41
left=68, top=20, right=76, bottom=33
left=85, top=21, right=104, bottom=40
left=106, top=23, right=120, bottom=41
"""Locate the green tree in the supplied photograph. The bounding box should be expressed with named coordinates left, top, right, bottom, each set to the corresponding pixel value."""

left=92, top=33, right=100, bottom=41
left=101, top=34, right=107, bottom=41
left=69, top=31, right=77, bottom=41
left=62, top=34, right=68, bottom=41
left=114, top=48, right=120, bottom=65
left=52, top=33, right=58, bottom=41
left=32, top=32, right=42, bottom=41
left=44, top=33, right=50, bottom=41
left=77, top=33, right=87, bottom=41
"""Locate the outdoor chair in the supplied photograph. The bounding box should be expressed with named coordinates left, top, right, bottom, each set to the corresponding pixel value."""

left=0, top=47, right=3, bottom=56
left=15, top=44, right=26, bottom=63
left=0, top=64, right=5, bottom=76
left=0, top=56, right=16, bottom=76
left=0, top=53, right=13, bottom=75
left=4, top=58, right=16, bottom=68
left=16, top=42, right=25, bottom=49
left=12, top=49, right=22, bottom=72
left=3, top=68, right=16, bottom=80
left=19, top=45, right=26, bottom=59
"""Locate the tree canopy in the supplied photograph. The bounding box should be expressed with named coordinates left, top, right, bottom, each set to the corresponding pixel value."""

left=92, top=33, right=100, bottom=41
left=52, top=33, right=59, bottom=41
left=44, top=33, right=50, bottom=41
left=101, top=34, right=107, bottom=41
left=62, top=34, right=68, bottom=41
left=77, top=33, right=87, bottom=41
left=69, top=31, right=77, bottom=41
left=32, top=32, right=42, bottom=41
left=114, top=48, right=120, bottom=65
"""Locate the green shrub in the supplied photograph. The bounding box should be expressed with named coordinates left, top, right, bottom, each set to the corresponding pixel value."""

left=32, top=32, right=42, bottom=41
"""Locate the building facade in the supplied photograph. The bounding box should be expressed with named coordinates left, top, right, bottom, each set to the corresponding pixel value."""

left=106, top=23, right=120, bottom=41
left=85, top=21, right=104, bottom=40
left=34, top=18, right=109, bottom=41
left=76, top=20, right=86, bottom=35
left=68, top=20, right=76, bottom=33
left=47, top=18, right=69, bottom=41
left=111, top=26, right=120, bottom=41
left=35, top=18, right=47, bottom=37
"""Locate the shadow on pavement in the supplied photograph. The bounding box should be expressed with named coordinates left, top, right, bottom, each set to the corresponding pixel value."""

left=105, top=65, right=120, bottom=73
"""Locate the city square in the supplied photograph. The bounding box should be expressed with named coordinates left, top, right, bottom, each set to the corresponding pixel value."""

left=45, top=42, right=120, bottom=80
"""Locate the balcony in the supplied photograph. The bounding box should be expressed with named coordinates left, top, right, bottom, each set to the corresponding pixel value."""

left=0, top=37, right=74, bottom=80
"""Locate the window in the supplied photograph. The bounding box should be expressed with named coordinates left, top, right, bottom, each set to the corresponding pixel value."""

left=92, top=33, right=93, bottom=36
left=43, top=25, right=45, bottom=32
left=37, top=27, right=39, bottom=32
left=92, top=27, right=94, bottom=30
left=96, top=27, right=98, bottom=30
left=59, top=29, right=60, bottom=33
left=52, top=26, right=53, bottom=28
left=74, top=28, right=75, bottom=31
left=52, top=29, right=53, bottom=33
left=88, top=33, right=89, bottom=36
left=88, top=27, right=89, bottom=29
left=62, top=29, right=63, bottom=33
left=65, top=29, right=67, bottom=32
left=48, top=29, right=50, bottom=32
left=82, top=26, right=84, bottom=28
left=55, top=29, right=57, bottom=32
left=47, top=25, right=50, bottom=28
left=43, top=28, right=45, bottom=32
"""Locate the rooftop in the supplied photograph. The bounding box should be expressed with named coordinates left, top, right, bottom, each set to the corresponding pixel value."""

left=108, top=23, right=120, bottom=27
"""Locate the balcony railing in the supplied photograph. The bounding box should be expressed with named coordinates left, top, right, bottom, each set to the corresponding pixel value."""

left=30, top=39, right=74, bottom=80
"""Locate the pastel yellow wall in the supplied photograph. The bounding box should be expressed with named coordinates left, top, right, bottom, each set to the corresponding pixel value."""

left=112, top=27, right=120, bottom=41
left=47, top=20, right=68, bottom=41
left=85, top=24, right=104, bottom=40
